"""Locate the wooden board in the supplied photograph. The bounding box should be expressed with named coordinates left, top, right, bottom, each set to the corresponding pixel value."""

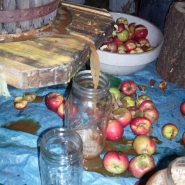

left=0, top=2, right=114, bottom=89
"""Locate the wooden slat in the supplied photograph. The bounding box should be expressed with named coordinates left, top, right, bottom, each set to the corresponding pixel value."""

left=63, top=2, right=114, bottom=47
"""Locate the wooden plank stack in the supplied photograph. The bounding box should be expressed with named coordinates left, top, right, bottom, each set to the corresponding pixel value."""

left=0, top=2, right=114, bottom=89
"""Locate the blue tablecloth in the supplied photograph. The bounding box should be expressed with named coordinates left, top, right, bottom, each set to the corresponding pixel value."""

left=0, top=61, right=185, bottom=185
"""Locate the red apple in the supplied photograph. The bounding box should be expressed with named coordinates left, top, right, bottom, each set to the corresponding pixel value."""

left=115, top=23, right=126, bottom=31
left=130, top=117, right=152, bottom=135
left=116, top=17, right=128, bottom=25
left=113, top=36, right=123, bottom=45
left=134, top=24, right=148, bottom=39
left=141, top=45, right=149, bottom=52
left=106, top=120, right=123, bottom=141
left=128, top=22, right=136, bottom=33
left=138, top=38, right=150, bottom=52
left=130, top=47, right=144, bottom=53
left=128, top=106, right=141, bottom=118
left=103, top=151, right=129, bottom=174
left=127, top=38, right=140, bottom=46
left=138, top=100, right=155, bottom=111
left=180, top=101, right=185, bottom=115
left=124, top=39, right=137, bottom=52
left=162, top=123, right=179, bottom=139
left=45, top=92, right=65, bottom=112
left=137, top=38, right=150, bottom=47
left=117, top=44, right=127, bottom=53
left=132, top=135, right=156, bottom=155
left=119, top=80, right=137, bottom=96
left=57, top=103, right=65, bottom=119
left=129, top=154, right=155, bottom=178
left=14, top=96, right=28, bottom=110
left=143, top=108, right=159, bottom=123
left=107, top=42, right=118, bottom=53
left=112, top=107, right=132, bottom=128
left=129, top=32, right=135, bottom=39
left=182, top=132, right=185, bottom=144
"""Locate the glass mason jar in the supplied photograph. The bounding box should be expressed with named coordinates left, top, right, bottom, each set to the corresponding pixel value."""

left=146, top=157, right=185, bottom=185
left=64, top=70, right=112, bottom=160
left=165, top=156, right=185, bottom=185
left=39, top=128, right=83, bottom=185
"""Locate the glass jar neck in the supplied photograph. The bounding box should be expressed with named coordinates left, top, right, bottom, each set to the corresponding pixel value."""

left=72, top=70, right=110, bottom=99
left=40, top=128, right=83, bottom=164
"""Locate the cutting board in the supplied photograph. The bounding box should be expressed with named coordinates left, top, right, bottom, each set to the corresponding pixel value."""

left=0, top=2, right=114, bottom=89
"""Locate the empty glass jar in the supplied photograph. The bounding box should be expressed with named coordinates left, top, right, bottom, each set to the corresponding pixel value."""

left=39, top=128, right=83, bottom=185
left=64, top=70, right=112, bottom=160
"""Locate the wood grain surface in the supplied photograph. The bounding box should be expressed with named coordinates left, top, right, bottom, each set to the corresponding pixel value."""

left=0, top=2, right=114, bottom=89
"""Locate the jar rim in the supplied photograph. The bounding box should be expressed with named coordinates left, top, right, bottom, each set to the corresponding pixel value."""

left=72, top=70, right=110, bottom=98
left=40, top=127, right=83, bottom=163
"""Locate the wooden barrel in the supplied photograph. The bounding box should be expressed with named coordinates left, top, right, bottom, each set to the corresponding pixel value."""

left=0, top=0, right=59, bottom=34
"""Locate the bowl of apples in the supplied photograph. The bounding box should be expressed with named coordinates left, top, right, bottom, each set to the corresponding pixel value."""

left=97, top=12, right=164, bottom=76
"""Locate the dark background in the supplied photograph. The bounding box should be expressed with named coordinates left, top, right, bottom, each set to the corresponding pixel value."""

left=84, top=0, right=178, bottom=31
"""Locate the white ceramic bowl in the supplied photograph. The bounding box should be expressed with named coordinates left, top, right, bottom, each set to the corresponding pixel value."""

left=97, top=12, right=164, bottom=76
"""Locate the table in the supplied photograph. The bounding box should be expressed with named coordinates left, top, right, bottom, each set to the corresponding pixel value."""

left=0, top=60, right=185, bottom=185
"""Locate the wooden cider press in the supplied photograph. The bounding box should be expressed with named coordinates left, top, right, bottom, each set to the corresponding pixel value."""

left=0, top=0, right=114, bottom=90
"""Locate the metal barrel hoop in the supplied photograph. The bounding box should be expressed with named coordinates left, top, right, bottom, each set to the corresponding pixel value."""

left=0, top=0, right=59, bottom=23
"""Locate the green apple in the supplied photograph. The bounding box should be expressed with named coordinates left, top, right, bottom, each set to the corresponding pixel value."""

left=147, top=46, right=154, bottom=51
left=109, top=87, right=122, bottom=100
left=123, top=96, right=135, bottom=108
left=116, top=17, right=128, bottom=25
left=162, top=123, right=179, bottom=140
left=136, top=95, right=151, bottom=106
left=116, top=30, right=129, bottom=42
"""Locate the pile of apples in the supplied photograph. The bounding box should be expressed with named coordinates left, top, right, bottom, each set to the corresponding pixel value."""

left=99, top=17, right=154, bottom=54
left=13, top=91, right=65, bottom=120
left=102, top=80, right=185, bottom=179
left=14, top=92, right=37, bottom=110
left=44, top=92, right=65, bottom=119
left=13, top=84, right=185, bottom=181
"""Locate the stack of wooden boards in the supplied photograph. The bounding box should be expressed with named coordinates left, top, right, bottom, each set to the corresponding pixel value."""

left=0, top=2, right=114, bottom=89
